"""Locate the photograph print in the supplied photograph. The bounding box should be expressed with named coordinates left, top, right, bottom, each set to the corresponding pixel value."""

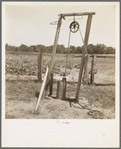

left=4, top=2, right=118, bottom=119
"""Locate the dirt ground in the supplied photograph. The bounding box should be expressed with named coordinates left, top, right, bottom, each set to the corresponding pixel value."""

left=5, top=57, right=115, bottom=119
left=5, top=80, right=115, bottom=119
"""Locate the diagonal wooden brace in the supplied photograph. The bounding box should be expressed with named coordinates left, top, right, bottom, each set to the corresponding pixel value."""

left=76, top=14, right=93, bottom=101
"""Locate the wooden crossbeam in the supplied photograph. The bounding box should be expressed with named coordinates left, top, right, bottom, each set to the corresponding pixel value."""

left=59, top=12, right=95, bottom=17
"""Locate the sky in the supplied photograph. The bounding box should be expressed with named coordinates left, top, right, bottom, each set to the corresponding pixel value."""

left=4, top=2, right=118, bottom=48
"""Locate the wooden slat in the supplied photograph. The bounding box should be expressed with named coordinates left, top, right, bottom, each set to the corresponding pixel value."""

left=49, top=73, right=53, bottom=96
left=85, top=55, right=89, bottom=85
left=82, top=54, right=89, bottom=85
left=90, top=54, right=94, bottom=84
left=61, top=77, right=67, bottom=100
left=56, top=81, right=62, bottom=99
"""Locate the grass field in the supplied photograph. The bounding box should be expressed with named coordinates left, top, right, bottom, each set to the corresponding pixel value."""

left=5, top=53, right=115, bottom=119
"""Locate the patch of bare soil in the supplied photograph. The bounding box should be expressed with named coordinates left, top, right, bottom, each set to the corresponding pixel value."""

left=5, top=80, right=115, bottom=119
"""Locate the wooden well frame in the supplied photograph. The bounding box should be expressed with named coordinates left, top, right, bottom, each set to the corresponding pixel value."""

left=35, top=12, right=95, bottom=111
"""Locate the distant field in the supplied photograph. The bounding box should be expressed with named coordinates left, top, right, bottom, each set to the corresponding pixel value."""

left=6, top=51, right=115, bottom=57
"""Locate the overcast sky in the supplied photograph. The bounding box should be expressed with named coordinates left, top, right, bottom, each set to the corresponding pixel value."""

left=4, top=2, right=118, bottom=48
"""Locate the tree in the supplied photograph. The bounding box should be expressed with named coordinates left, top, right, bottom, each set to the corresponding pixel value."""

left=47, top=45, right=53, bottom=53
left=30, top=45, right=36, bottom=52
left=19, top=44, right=29, bottom=52
left=70, top=45, right=76, bottom=53
left=105, top=47, right=115, bottom=54
left=94, top=44, right=106, bottom=54
left=56, top=44, right=65, bottom=54
left=75, top=46, right=82, bottom=54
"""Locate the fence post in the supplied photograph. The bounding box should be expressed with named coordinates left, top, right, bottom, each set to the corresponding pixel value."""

left=38, top=50, right=42, bottom=83
left=49, top=73, right=53, bottom=96
left=56, top=81, right=62, bottom=99
left=90, top=54, right=94, bottom=84
left=85, top=54, right=89, bottom=85
left=61, top=77, right=67, bottom=100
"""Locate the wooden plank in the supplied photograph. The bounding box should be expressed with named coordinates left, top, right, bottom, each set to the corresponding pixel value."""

left=82, top=54, right=88, bottom=85
left=76, top=14, right=93, bottom=100
left=56, top=81, right=62, bottom=99
left=49, top=73, right=53, bottom=95
left=61, top=77, right=67, bottom=100
left=90, top=54, right=94, bottom=84
left=85, top=55, right=89, bottom=85
left=35, top=66, right=49, bottom=111
left=38, top=50, right=42, bottom=83
left=82, top=57, right=86, bottom=84
left=59, top=12, right=95, bottom=17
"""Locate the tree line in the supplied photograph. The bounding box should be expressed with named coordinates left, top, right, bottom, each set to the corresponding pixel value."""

left=5, top=43, right=115, bottom=54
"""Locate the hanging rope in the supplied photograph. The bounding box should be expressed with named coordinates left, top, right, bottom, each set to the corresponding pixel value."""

left=64, top=18, right=89, bottom=80
left=79, top=28, right=88, bottom=54
left=64, top=30, right=71, bottom=77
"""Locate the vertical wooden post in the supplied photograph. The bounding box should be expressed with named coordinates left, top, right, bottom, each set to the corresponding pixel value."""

left=76, top=14, right=93, bottom=101
left=38, top=50, right=42, bottom=83
left=82, top=55, right=87, bottom=84
left=85, top=55, right=89, bottom=85
left=61, top=77, right=67, bottom=100
left=49, top=73, right=53, bottom=96
left=90, top=54, right=94, bottom=84
left=56, top=81, right=61, bottom=99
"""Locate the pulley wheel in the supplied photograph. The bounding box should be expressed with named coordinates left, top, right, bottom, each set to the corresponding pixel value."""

left=69, top=21, right=79, bottom=33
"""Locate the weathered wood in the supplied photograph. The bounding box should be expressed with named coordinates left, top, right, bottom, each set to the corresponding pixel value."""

left=38, top=50, right=42, bottom=83
left=45, top=15, right=63, bottom=96
left=76, top=47, right=86, bottom=96
left=45, top=79, right=50, bottom=96
left=47, top=15, right=63, bottom=82
left=85, top=55, right=89, bottom=85
left=49, top=73, right=53, bottom=96
left=35, top=66, right=49, bottom=111
left=59, top=12, right=95, bottom=17
left=82, top=57, right=86, bottom=84
left=90, top=54, right=94, bottom=84
left=56, top=81, right=62, bottom=99
left=76, top=14, right=93, bottom=100
left=61, top=78, right=67, bottom=100
left=82, top=54, right=89, bottom=85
